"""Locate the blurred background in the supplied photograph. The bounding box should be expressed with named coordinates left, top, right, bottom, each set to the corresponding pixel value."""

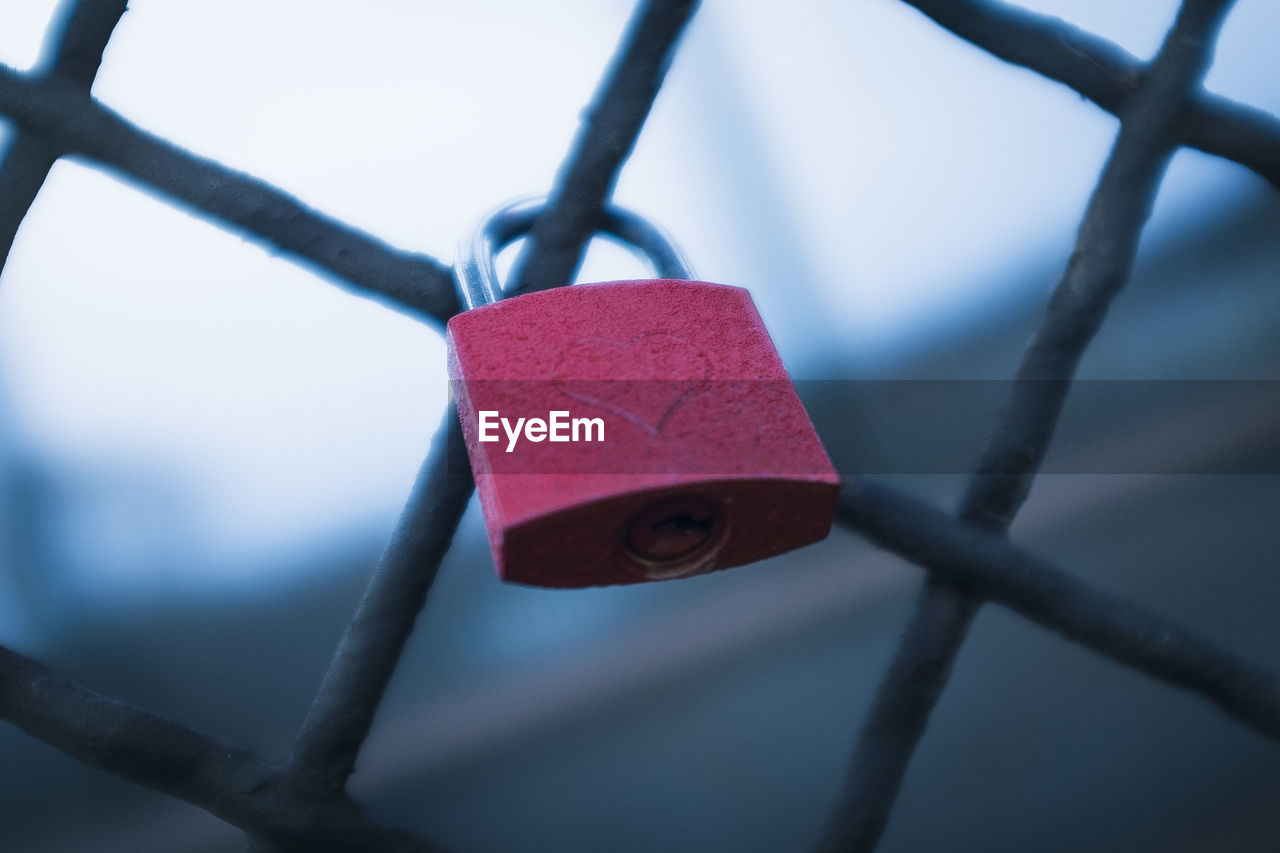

left=1, top=0, right=1278, bottom=850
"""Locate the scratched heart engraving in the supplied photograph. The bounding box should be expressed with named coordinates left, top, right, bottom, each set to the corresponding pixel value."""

left=552, top=332, right=713, bottom=435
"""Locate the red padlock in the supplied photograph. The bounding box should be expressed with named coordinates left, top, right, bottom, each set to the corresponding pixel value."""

left=447, top=198, right=838, bottom=587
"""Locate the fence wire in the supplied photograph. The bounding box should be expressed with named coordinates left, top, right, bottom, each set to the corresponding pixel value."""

left=0, top=0, right=1277, bottom=850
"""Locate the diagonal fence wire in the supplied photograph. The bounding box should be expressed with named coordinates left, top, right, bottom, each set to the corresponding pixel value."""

left=0, top=0, right=1278, bottom=849
left=7, top=478, right=1280, bottom=844
left=0, top=62, right=458, bottom=323
left=818, top=1, right=1242, bottom=850
left=835, top=479, right=1280, bottom=737
left=509, top=0, right=700, bottom=295
left=0, top=0, right=701, bottom=847
left=3, top=2, right=1277, bottom=316
left=283, top=0, right=701, bottom=822
left=285, top=412, right=474, bottom=798
left=0, top=646, right=448, bottom=852
left=899, top=0, right=1280, bottom=189
left=0, top=0, right=127, bottom=277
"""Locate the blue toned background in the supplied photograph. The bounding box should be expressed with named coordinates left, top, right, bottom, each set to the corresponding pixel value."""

left=1, top=1, right=1278, bottom=850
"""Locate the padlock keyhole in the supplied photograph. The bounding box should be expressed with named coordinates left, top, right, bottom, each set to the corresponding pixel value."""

left=625, top=495, right=726, bottom=579
left=652, top=511, right=713, bottom=535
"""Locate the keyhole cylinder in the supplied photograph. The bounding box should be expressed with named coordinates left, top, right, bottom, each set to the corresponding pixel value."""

left=625, top=494, right=727, bottom=580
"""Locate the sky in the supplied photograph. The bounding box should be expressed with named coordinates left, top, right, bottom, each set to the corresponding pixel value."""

left=0, top=0, right=1276, bottom=589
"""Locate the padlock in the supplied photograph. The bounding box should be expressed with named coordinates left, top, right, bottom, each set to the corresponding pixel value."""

left=447, top=198, right=839, bottom=588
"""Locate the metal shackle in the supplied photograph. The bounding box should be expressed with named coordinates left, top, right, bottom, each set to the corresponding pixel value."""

left=454, top=196, right=694, bottom=311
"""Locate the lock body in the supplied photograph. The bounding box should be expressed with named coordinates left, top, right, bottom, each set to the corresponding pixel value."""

left=448, top=278, right=839, bottom=587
